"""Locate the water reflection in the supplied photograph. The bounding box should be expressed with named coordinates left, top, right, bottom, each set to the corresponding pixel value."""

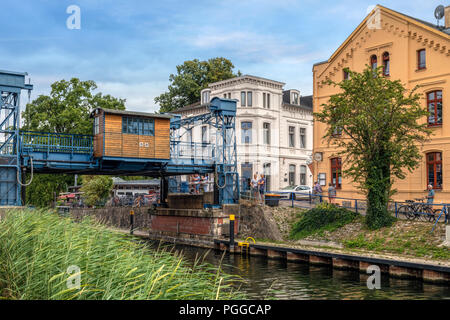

left=157, top=243, right=450, bottom=300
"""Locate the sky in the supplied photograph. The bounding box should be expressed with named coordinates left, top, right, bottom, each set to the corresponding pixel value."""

left=0, top=0, right=446, bottom=112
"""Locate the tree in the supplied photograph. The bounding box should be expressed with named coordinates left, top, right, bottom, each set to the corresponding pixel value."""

left=22, top=78, right=125, bottom=207
left=314, top=66, right=431, bottom=229
left=80, top=175, right=113, bottom=207
left=155, top=57, right=241, bottom=112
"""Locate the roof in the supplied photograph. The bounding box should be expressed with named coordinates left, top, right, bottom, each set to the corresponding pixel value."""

left=282, top=95, right=313, bottom=111
left=208, top=74, right=285, bottom=87
left=313, top=4, right=450, bottom=68
left=91, top=108, right=173, bottom=119
left=172, top=101, right=204, bottom=114
left=112, top=177, right=160, bottom=185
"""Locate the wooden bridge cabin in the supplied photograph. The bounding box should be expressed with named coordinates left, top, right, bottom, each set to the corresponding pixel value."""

left=90, top=108, right=171, bottom=160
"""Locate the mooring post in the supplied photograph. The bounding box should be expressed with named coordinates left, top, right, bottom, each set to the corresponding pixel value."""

left=291, top=193, right=294, bottom=208
left=355, top=199, right=358, bottom=214
left=395, top=202, right=398, bottom=218
left=229, top=214, right=235, bottom=251
left=130, top=209, right=134, bottom=235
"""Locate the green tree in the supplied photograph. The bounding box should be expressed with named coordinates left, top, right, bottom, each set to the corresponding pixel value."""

left=314, top=66, right=431, bottom=229
left=22, top=78, right=125, bottom=207
left=155, top=57, right=241, bottom=112
left=80, top=175, right=113, bottom=207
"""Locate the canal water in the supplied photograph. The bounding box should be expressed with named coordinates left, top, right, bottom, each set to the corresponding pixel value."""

left=165, top=244, right=449, bottom=300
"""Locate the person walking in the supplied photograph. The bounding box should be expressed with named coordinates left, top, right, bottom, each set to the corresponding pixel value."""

left=328, top=183, right=336, bottom=204
left=258, top=174, right=266, bottom=205
left=313, top=181, right=323, bottom=203
left=251, top=174, right=259, bottom=203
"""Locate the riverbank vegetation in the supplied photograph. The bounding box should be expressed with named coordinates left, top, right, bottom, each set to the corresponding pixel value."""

left=0, top=209, right=244, bottom=300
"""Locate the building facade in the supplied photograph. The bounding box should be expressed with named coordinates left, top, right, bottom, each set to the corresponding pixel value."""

left=313, top=5, right=450, bottom=202
left=174, top=75, right=314, bottom=191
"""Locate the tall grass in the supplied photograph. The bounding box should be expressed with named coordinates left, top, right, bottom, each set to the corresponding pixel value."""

left=0, top=209, right=244, bottom=300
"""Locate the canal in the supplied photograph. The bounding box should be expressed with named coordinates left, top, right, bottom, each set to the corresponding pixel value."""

left=163, top=243, right=449, bottom=300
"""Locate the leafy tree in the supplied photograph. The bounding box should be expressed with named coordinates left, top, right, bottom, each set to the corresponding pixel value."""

left=80, top=175, right=113, bottom=207
left=22, top=78, right=125, bottom=207
left=314, top=66, right=431, bottom=229
left=155, top=57, right=241, bottom=112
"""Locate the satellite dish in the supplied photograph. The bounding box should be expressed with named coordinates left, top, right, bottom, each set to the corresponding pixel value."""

left=435, top=5, right=445, bottom=23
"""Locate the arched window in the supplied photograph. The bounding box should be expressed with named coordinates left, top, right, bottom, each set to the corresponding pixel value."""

left=370, top=55, right=377, bottom=70
left=330, top=157, right=342, bottom=189
left=426, top=152, right=442, bottom=189
left=382, top=52, right=390, bottom=76
left=427, top=90, right=443, bottom=126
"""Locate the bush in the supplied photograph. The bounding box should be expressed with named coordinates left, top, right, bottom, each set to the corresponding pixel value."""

left=0, top=209, right=243, bottom=300
left=290, top=203, right=360, bottom=239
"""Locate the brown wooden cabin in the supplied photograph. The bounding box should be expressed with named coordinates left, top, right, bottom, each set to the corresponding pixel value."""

left=90, top=108, right=171, bottom=160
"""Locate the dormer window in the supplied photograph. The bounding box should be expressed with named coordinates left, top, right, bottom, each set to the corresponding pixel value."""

left=201, top=90, right=211, bottom=104
left=292, top=92, right=299, bottom=105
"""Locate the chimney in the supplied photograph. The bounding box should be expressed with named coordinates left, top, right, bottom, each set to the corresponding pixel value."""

left=446, top=6, right=450, bottom=29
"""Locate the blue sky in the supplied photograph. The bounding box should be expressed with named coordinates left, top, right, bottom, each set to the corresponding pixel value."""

left=0, top=0, right=445, bottom=112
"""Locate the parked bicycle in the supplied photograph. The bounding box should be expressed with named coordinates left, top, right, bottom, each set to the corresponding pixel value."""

left=397, top=198, right=438, bottom=222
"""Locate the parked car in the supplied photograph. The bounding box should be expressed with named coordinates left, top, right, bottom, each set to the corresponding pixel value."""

left=273, top=185, right=312, bottom=200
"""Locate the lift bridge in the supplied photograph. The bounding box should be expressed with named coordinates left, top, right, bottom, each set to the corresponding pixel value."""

left=0, top=70, right=239, bottom=207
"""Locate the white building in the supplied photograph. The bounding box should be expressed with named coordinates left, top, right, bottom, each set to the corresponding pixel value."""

left=173, top=75, right=313, bottom=192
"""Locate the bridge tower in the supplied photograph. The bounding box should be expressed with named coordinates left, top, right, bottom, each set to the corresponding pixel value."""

left=0, top=70, right=33, bottom=206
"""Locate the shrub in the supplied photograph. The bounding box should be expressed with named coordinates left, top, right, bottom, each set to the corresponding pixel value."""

left=290, top=204, right=360, bottom=239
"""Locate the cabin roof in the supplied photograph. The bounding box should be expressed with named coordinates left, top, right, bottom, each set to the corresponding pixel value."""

left=90, top=108, right=173, bottom=119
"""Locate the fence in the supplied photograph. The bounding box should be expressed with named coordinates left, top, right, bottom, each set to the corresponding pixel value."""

left=240, top=189, right=449, bottom=224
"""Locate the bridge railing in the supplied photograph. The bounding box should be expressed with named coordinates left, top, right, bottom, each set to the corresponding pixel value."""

left=20, top=131, right=93, bottom=154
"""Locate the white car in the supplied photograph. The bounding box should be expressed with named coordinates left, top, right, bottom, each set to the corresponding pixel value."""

left=274, top=185, right=312, bottom=200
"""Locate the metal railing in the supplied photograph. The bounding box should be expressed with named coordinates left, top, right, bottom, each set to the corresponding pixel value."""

left=20, top=131, right=93, bottom=154
left=240, top=189, right=449, bottom=224
left=170, top=141, right=215, bottom=164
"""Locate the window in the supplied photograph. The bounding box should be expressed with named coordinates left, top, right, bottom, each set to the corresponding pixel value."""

left=427, top=152, right=442, bottom=189
left=330, top=157, right=342, bottom=189
left=241, top=91, right=246, bottom=107
left=418, top=49, right=426, bottom=70
left=263, top=122, right=271, bottom=145
left=289, top=165, right=296, bottom=186
left=263, top=93, right=266, bottom=108
left=247, top=91, right=253, bottom=107
left=94, top=116, right=99, bottom=135
left=370, top=55, right=377, bottom=70
left=289, top=126, right=295, bottom=147
left=122, top=117, right=154, bottom=136
left=427, top=90, right=442, bottom=126
left=223, top=93, right=227, bottom=98
left=228, top=93, right=231, bottom=99
left=201, top=126, right=207, bottom=143
left=343, top=69, right=349, bottom=80
left=241, top=122, right=252, bottom=144
left=318, top=173, right=326, bottom=186
left=292, top=92, right=299, bottom=105
left=202, top=90, right=210, bottom=104
left=300, top=165, right=307, bottom=185
left=299, top=127, right=306, bottom=149
left=263, top=93, right=271, bottom=108
left=186, top=128, right=192, bottom=144
left=382, top=52, right=390, bottom=76
left=332, top=126, right=343, bottom=137
left=267, top=93, right=270, bottom=109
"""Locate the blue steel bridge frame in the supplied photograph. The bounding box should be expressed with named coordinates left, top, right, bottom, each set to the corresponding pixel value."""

left=0, top=70, right=239, bottom=206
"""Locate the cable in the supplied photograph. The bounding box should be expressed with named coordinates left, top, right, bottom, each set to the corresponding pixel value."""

left=214, top=164, right=227, bottom=189
left=17, top=157, right=33, bottom=187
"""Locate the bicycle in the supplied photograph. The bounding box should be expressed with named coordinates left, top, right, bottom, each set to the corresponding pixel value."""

left=397, top=198, right=436, bottom=222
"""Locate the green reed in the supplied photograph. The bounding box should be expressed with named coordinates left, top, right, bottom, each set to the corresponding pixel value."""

left=0, top=209, right=244, bottom=300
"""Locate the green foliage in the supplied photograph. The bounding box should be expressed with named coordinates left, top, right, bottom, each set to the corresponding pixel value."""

left=155, top=57, right=241, bottom=112
left=21, top=78, right=125, bottom=207
left=80, top=175, right=113, bottom=207
left=290, top=204, right=360, bottom=239
left=24, top=174, right=74, bottom=207
left=314, top=66, right=431, bottom=229
left=0, top=209, right=243, bottom=300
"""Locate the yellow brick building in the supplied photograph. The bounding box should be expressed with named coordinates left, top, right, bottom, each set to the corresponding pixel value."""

left=313, top=5, right=450, bottom=203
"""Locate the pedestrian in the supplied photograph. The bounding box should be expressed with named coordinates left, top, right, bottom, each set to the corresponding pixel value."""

left=313, top=181, right=323, bottom=203
left=192, top=174, right=200, bottom=194
left=258, top=174, right=266, bottom=204
left=426, top=184, right=435, bottom=205
left=251, top=174, right=259, bottom=203
left=202, top=174, right=209, bottom=193
left=328, top=183, right=336, bottom=204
